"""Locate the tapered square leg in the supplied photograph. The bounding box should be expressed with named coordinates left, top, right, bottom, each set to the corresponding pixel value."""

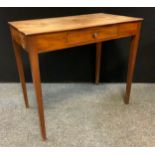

left=95, top=42, right=102, bottom=84
left=29, top=51, right=46, bottom=140
left=124, top=23, right=141, bottom=104
left=13, top=41, right=29, bottom=108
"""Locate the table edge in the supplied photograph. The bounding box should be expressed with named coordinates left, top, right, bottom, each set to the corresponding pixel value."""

left=8, top=18, right=143, bottom=36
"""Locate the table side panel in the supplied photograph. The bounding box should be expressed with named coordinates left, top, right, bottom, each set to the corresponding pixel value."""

left=10, top=27, right=27, bottom=50
left=118, top=22, right=139, bottom=36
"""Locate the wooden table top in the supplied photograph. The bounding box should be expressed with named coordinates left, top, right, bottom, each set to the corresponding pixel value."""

left=9, top=13, right=143, bottom=36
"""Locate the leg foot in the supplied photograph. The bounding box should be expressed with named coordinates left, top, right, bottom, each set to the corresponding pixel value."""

left=124, top=94, right=129, bottom=104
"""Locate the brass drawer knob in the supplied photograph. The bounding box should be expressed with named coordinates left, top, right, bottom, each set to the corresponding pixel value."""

left=92, top=32, right=98, bottom=39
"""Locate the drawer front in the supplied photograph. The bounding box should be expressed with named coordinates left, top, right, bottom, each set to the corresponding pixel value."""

left=31, top=25, right=118, bottom=52
left=67, top=25, right=117, bottom=45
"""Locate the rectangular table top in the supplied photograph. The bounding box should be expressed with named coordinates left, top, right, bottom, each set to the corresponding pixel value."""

left=9, top=13, right=143, bottom=36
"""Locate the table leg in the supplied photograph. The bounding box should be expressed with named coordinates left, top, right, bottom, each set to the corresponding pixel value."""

left=29, top=51, right=46, bottom=140
left=95, top=42, right=102, bottom=84
left=124, top=23, right=141, bottom=104
left=13, top=41, right=29, bottom=108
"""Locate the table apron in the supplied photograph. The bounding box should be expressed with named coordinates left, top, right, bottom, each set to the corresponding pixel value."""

left=11, top=21, right=140, bottom=53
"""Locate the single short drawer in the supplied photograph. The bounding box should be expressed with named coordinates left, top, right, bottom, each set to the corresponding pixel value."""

left=67, top=25, right=118, bottom=45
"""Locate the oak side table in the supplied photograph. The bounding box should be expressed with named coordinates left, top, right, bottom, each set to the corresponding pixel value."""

left=9, top=13, right=143, bottom=140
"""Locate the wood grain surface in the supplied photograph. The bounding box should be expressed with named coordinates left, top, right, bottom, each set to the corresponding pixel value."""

left=9, top=13, right=143, bottom=35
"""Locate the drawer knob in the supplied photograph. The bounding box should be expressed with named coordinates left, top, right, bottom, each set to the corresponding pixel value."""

left=93, top=32, right=98, bottom=39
